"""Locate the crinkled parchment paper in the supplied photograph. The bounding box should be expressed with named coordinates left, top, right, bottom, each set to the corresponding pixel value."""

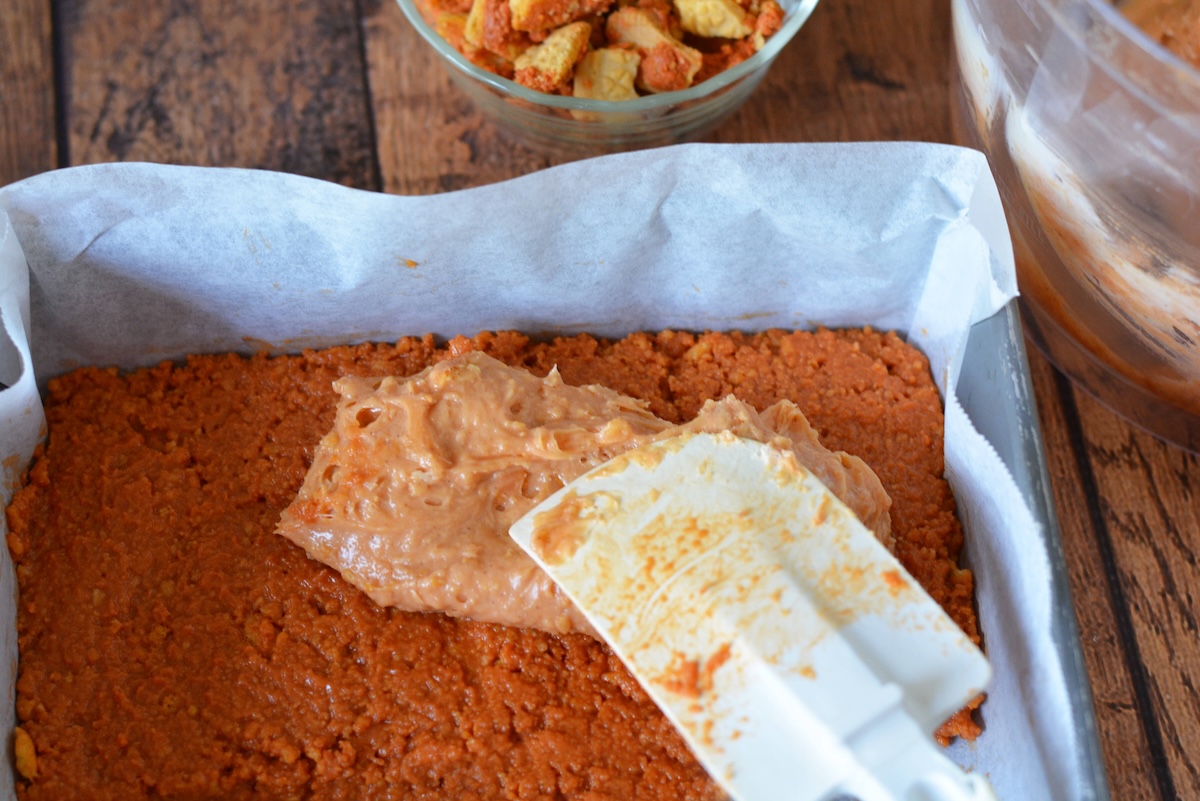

left=0, top=143, right=1082, bottom=800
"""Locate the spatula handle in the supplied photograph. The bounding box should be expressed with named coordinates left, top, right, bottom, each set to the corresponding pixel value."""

left=833, top=744, right=997, bottom=801
left=837, top=690, right=998, bottom=801
left=907, top=771, right=998, bottom=801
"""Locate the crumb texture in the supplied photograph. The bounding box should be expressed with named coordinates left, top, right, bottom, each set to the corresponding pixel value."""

left=7, top=329, right=978, bottom=800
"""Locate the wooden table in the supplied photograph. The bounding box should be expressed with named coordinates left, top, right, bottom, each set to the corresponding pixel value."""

left=3, top=1, right=1197, bottom=798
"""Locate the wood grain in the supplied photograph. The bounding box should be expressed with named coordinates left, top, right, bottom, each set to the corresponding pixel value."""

left=1029, top=348, right=1164, bottom=801
left=56, top=0, right=380, bottom=187
left=1067, top=382, right=1200, bottom=801
left=363, top=0, right=558, bottom=195
left=0, top=0, right=57, bottom=186
left=712, top=0, right=953, bottom=145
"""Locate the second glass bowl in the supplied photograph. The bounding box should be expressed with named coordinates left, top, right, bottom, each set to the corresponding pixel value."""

left=953, top=0, right=1200, bottom=450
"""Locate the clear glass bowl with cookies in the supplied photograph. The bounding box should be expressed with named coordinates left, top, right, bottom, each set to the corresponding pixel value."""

left=396, top=0, right=818, bottom=152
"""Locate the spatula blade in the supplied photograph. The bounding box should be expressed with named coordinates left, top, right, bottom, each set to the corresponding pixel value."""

left=509, top=432, right=991, bottom=801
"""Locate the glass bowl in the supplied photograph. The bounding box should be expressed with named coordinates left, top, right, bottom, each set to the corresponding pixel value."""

left=952, top=0, right=1200, bottom=451
left=396, top=0, right=819, bottom=154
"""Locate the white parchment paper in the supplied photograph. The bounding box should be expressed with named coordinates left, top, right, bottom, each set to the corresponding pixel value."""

left=0, top=143, right=1079, bottom=799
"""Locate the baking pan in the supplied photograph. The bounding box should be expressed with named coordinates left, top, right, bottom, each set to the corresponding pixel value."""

left=958, top=302, right=1109, bottom=801
left=0, top=144, right=1111, bottom=799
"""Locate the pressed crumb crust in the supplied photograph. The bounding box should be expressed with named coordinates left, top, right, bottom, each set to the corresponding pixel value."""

left=6, top=329, right=980, bottom=800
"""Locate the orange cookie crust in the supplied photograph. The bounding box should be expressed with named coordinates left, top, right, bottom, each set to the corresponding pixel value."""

left=6, top=328, right=979, bottom=800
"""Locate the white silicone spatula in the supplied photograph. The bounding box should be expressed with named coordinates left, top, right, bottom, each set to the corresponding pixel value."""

left=509, top=431, right=997, bottom=801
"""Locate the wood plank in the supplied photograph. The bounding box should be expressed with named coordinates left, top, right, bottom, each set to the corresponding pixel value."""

left=713, top=0, right=953, bottom=145
left=1028, top=348, right=1163, bottom=801
left=0, top=0, right=57, bottom=186
left=1063, top=378, right=1200, bottom=800
left=363, top=0, right=558, bottom=195
left=58, top=0, right=379, bottom=188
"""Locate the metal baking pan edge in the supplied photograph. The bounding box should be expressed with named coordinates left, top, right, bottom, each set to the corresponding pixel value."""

left=960, top=300, right=1111, bottom=801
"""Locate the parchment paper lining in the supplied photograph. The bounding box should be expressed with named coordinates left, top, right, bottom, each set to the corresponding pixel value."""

left=0, top=143, right=1075, bottom=799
